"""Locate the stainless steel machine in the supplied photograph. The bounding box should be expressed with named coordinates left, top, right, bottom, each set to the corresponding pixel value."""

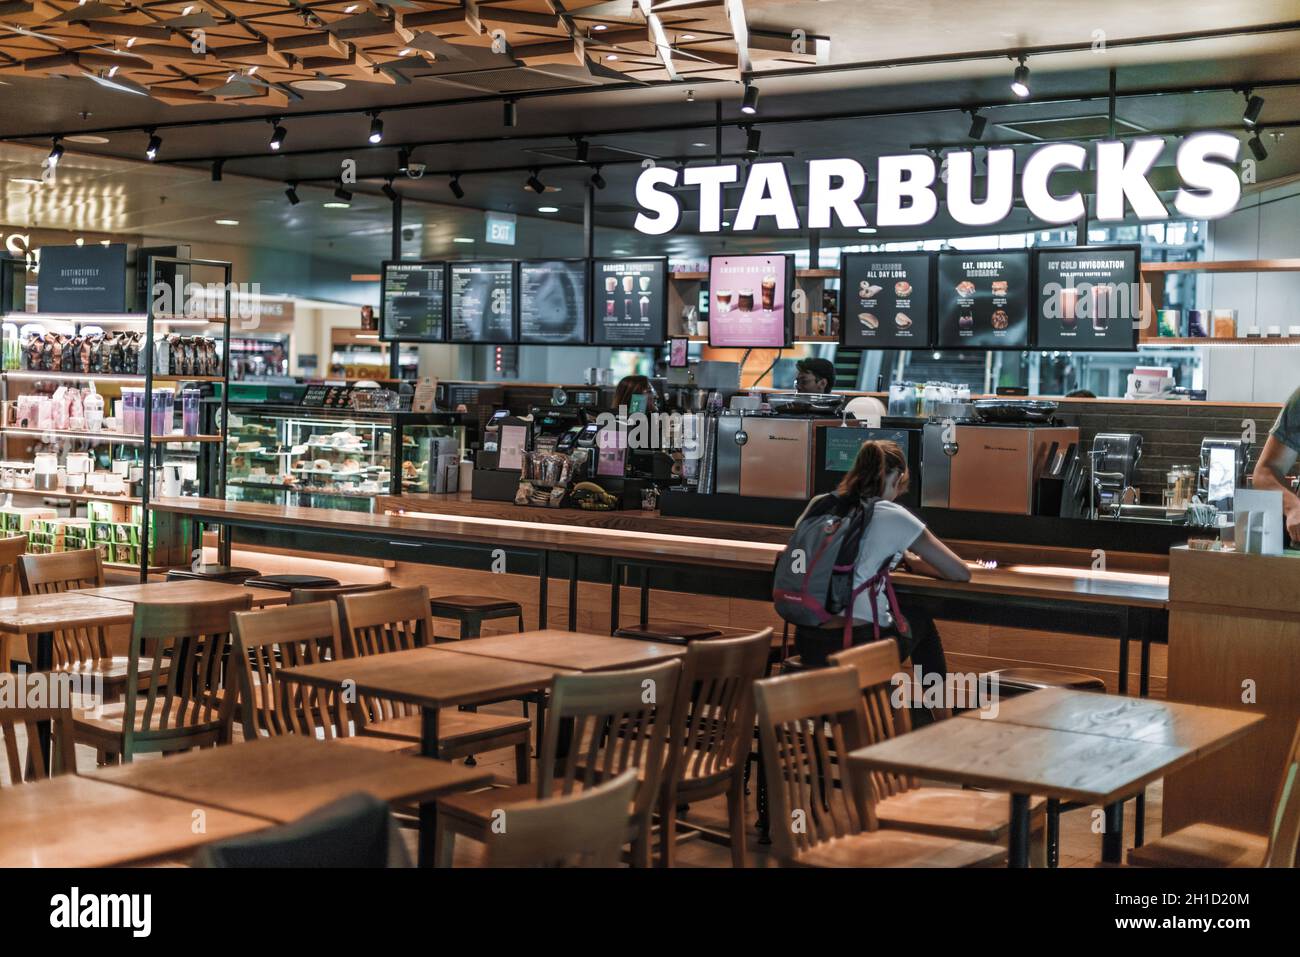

left=1090, top=432, right=1143, bottom=516
left=1198, top=437, right=1251, bottom=511
left=715, top=413, right=823, bottom=500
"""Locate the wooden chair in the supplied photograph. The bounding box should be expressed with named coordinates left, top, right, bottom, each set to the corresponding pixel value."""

left=338, top=586, right=533, bottom=778
left=1, top=705, right=76, bottom=784
left=486, top=768, right=639, bottom=868
left=1129, top=719, right=1300, bottom=868
left=16, top=548, right=159, bottom=700
left=0, top=535, right=26, bottom=673
left=753, top=666, right=1006, bottom=867
left=72, top=596, right=251, bottom=763
left=829, top=639, right=1048, bottom=864
left=436, top=658, right=682, bottom=868
left=658, top=628, right=771, bottom=867
left=288, top=582, right=393, bottom=605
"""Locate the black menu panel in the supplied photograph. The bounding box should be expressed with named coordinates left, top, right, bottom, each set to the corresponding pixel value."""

left=519, top=260, right=588, bottom=344
left=380, top=260, right=446, bottom=342
left=936, top=251, right=1030, bottom=350
left=1034, top=246, right=1140, bottom=351
left=840, top=253, right=934, bottom=348
left=591, top=258, right=667, bottom=345
left=449, top=261, right=516, bottom=343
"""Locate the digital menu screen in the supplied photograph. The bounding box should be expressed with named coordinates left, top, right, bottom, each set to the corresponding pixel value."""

left=841, top=253, right=933, bottom=348
left=707, top=254, right=790, bottom=348
left=380, top=260, right=446, bottom=342
left=519, top=260, right=587, bottom=344
left=936, top=251, right=1030, bottom=349
left=449, top=261, right=516, bottom=343
left=1034, top=246, right=1140, bottom=351
left=591, top=258, right=667, bottom=345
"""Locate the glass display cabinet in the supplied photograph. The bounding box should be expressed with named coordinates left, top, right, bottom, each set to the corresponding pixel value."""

left=226, top=403, right=466, bottom=512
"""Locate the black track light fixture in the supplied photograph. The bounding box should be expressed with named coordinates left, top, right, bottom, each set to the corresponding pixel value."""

left=47, top=136, right=64, bottom=167
left=966, top=108, right=987, bottom=141
left=382, top=177, right=398, bottom=202
left=144, top=128, right=161, bottom=161
left=1243, top=90, right=1264, bottom=127
left=1010, top=55, right=1030, bottom=98
left=503, top=98, right=517, bottom=128
left=590, top=165, right=606, bottom=190
left=740, top=82, right=759, bottom=115
left=334, top=183, right=353, bottom=202
left=744, top=124, right=762, bottom=155
left=574, top=136, right=589, bottom=163
left=368, top=112, right=384, bottom=144
left=284, top=182, right=300, bottom=205
left=397, top=147, right=410, bottom=174
left=211, top=158, right=225, bottom=181
left=269, top=118, right=287, bottom=151
left=1248, top=131, right=1268, bottom=161
left=449, top=174, right=465, bottom=199
left=526, top=168, right=545, bottom=194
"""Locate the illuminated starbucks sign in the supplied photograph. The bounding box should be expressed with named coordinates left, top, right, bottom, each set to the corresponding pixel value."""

left=633, top=132, right=1242, bottom=235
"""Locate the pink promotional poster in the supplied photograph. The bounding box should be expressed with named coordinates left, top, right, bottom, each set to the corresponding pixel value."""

left=708, top=255, right=789, bottom=348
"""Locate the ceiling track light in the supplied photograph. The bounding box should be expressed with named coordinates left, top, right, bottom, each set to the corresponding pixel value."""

left=268, top=118, right=286, bottom=151
left=1010, top=55, right=1030, bottom=98
left=1248, top=131, right=1268, bottom=161
left=144, top=128, right=161, bottom=161
left=574, top=136, right=589, bottom=163
left=367, top=111, right=384, bottom=144
left=334, top=183, right=353, bottom=202
left=397, top=147, right=410, bottom=173
left=1243, top=90, right=1264, bottom=127
left=590, top=166, right=606, bottom=190
left=211, top=158, right=225, bottom=181
left=284, top=182, right=300, bottom=205
left=503, top=98, right=517, bottom=128
left=381, top=177, right=398, bottom=202
left=449, top=174, right=465, bottom=199
left=47, top=136, right=63, bottom=167
left=740, top=82, right=759, bottom=115
left=526, top=169, right=545, bottom=194
left=744, top=124, right=762, bottom=155
left=966, top=108, right=987, bottom=141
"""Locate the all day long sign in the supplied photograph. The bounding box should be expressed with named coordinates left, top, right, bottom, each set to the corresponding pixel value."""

left=632, top=132, right=1243, bottom=235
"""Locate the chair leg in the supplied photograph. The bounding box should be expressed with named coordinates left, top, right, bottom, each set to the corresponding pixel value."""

left=434, top=818, right=456, bottom=868
left=658, top=794, right=677, bottom=869
left=727, top=774, right=747, bottom=868
left=630, top=814, right=653, bottom=868
left=514, top=741, right=530, bottom=785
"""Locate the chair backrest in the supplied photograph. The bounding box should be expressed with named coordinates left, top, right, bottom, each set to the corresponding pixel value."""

left=229, top=602, right=349, bottom=741
left=121, top=596, right=252, bottom=757
left=194, top=792, right=411, bottom=868
left=753, top=666, right=874, bottom=864
left=487, top=767, right=639, bottom=868
left=828, top=638, right=919, bottom=798
left=338, top=585, right=433, bottom=723
left=1264, top=719, right=1300, bottom=868
left=0, top=535, right=26, bottom=599
left=288, top=582, right=393, bottom=605
left=17, top=548, right=108, bottom=666
left=540, top=659, right=681, bottom=822
left=1, top=704, right=76, bottom=784
left=664, top=629, right=771, bottom=793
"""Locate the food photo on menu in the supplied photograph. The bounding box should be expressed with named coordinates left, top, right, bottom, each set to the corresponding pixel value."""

left=841, top=252, right=933, bottom=348
left=707, top=254, right=790, bottom=348
left=591, top=258, right=666, bottom=345
left=936, top=251, right=1030, bottom=348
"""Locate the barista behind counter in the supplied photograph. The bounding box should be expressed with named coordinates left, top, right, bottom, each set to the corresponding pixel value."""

left=1251, top=384, right=1300, bottom=542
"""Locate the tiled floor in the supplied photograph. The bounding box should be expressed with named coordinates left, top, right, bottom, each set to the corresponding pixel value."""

left=4, top=706, right=1161, bottom=868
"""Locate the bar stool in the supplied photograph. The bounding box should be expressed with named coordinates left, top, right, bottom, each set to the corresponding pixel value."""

left=613, top=622, right=721, bottom=645
left=428, top=594, right=524, bottom=640
left=165, top=564, right=261, bottom=584
left=244, top=573, right=341, bottom=593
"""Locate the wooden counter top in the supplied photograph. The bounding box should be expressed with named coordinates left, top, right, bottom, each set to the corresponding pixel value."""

left=150, top=496, right=1168, bottom=607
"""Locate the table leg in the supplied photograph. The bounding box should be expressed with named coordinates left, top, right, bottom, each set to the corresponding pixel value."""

left=417, top=706, right=441, bottom=868
left=537, top=550, right=549, bottom=630
left=639, top=566, right=650, bottom=628
left=567, top=553, right=579, bottom=632
left=1134, top=791, right=1146, bottom=848
left=609, top=560, right=622, bottom=635
left=1008, top=793, right=1031, bottom=868
left=1046, top=798, right=1061, bottom=868
left=1102, top=799, right=1125, bottom=865
left=1117, top=613, right=1131, bottom=696
left=1139, top=635, right=1152, bottom=699
left=30, top=630, right=53, bottom=773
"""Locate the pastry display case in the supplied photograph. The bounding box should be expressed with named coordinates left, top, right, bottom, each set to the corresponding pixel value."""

left=225, top=403, right=467, bottom=513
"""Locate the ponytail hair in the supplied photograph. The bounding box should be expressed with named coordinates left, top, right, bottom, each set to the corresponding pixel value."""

left=837, top=439, right=909, bottom=501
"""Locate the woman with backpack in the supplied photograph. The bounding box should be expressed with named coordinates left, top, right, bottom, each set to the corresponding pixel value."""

left=782, top=439, right=970, bottom=693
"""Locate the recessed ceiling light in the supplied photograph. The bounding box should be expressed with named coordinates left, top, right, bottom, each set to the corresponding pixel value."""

left=858, top=226, right=878, bottom=233
left=538, top=206, right=559, bottom=213
left=606, top=54, right=618, bottom=60
left=453, top=237, right=475, bottom=243
left=692, top=142, right=709, bottom=148
left=592, top=24, right=607, bottom=31
left=75, top=237, right=84, bottom=247
left=721, top=220, right=731, bottom=227
left=681, top=34, right=696, bottom=40
left=323, top=201, right=351, bottom=209
left=612, top=248, right=630, bottom=254
left=215, top=219, right=239, bottom=226
left=399, top=48, right=413, bottom=56
left=65, top=134, right=109, bottom=145
left=291, top=78, right=347, bottom=92
left=344, top=2, right=357, bottom=10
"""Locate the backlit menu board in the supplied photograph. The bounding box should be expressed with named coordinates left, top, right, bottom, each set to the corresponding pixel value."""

left=449, top=261, right=516, bottom=343
left=936, top=251, right=1030, bottom=349
left=707, top=254, right=791, bottom=348
left=519, top=260, right=587, bottom=344
left=840, top=253, right=933, bottom=348
left=1034, top=246, right=1141, bottom=351
left=380, top=260, right=446, bottom=342
left=591, top=258, right=667, bottom=345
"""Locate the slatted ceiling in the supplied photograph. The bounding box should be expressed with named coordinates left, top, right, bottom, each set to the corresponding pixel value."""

left=427, top=65, right=589, bottom=93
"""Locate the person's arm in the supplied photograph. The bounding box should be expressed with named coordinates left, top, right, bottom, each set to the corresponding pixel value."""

left=902, top=528, right=972, bottom=582
left=1252, top=435, right=1300, bottom=539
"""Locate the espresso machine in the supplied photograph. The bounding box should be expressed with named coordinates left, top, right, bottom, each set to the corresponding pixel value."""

left=1089, top=432, right=1143, bottom=516
left=1198, top=437, right=1251, bottom=512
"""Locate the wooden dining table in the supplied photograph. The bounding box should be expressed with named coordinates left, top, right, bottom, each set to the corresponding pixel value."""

left=435, top=629, right=685, bottom=672
left=281, top=647, right=564, bottom=865
left=0, top=773, right=271, bottom=867
left=849, top=688, right=1264, bottom=868
left=80, top=579, right=291, bottom=608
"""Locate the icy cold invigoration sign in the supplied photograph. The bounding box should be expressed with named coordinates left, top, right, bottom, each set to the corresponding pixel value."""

left=632, top=133, right=1244, bottom=235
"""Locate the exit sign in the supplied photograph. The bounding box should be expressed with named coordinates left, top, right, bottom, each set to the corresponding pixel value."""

left=486, top=211, right=516, bottom=245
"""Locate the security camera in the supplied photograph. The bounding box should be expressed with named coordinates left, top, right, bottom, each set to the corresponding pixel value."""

left=405, top=163, right=427, bottom=179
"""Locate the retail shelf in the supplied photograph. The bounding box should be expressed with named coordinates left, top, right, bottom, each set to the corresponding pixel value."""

left=1139, top=337, right=1300, bottom=346
left=1, top=427, right=221, bottom=444
left=8, top=313, right=222, bottom=328
left=3, top=370, right=224, bottom=384
left=0, top=486, right=140, bottom=504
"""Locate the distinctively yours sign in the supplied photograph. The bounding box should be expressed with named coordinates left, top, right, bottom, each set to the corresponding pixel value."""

left=632, top=132, right=1243, bottom=235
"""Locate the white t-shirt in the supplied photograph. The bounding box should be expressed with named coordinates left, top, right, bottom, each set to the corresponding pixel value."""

left=848, top=500, right=926, bottom=626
